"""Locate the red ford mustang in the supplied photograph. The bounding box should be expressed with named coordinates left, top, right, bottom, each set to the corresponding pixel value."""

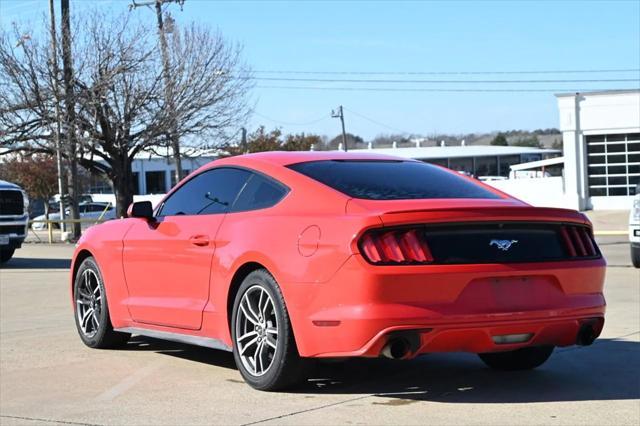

left=71, top=151, right=606, bottom=390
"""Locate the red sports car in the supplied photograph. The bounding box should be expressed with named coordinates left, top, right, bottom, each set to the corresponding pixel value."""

left=71, top=152, right=606, bottom=390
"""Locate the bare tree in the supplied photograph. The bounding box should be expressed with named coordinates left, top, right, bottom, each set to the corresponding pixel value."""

left=0, top=11, right=252, bottom=217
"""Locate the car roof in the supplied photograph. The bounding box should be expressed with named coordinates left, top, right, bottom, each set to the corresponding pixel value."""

left=214, top=151, right=417, bottom=168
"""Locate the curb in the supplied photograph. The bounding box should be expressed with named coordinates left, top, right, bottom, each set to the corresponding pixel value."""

left=594, top=231, right=628, bottom=236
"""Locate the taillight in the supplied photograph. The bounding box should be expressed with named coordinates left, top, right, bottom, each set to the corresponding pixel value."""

left=359, top=228, right=433, bottom=265
left=560, top=225, right=598, bottom=258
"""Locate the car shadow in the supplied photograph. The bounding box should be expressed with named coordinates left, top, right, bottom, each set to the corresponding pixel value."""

left=126, top=336, right=639, bottom=403
left=1, top=257, right=71, bottom=269
left=124, top=336, right=237, bottom=370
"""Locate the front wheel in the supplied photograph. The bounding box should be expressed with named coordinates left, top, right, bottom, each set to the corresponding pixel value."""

left=231, top=269, right=310, bottom=391
left=478, top=345, right=554, bottom=371
left=73, top=257, right=130, bottom=348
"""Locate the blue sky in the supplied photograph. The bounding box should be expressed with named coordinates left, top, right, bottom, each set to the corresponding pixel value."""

left=1, top=0, right=639, bottom=140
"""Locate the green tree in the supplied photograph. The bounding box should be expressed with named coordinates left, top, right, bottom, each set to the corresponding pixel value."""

left=512, top=135, right=543, bottom=148
left=490, top=133, right=509, bottom=146
left=282, top=133, right=322, bottom=151
left=551, top=138, right=563, bottom=151
left=328, top=133, right=365, bottom=150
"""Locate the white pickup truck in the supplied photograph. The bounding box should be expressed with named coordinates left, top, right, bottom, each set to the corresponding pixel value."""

left=0, top=180, right=29, bottom=263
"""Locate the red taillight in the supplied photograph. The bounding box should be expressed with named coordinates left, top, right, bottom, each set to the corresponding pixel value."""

left=359, top=228, right=433, bottom=265
left=561, top=225, right=598, bottom=258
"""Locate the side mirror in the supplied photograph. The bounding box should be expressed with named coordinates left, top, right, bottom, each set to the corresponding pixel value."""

left=127, top=201, right=154, bottom=220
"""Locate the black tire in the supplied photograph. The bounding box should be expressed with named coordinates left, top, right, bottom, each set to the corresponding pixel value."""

left=231, top=269, right=310, bottom=391
left=479, top=345, right=554, bottom=371
left=631, top=245, right=640, bottom=268
left=73, top=257, right=130, bottom=349
left=0, top=248, right=15, bottom=264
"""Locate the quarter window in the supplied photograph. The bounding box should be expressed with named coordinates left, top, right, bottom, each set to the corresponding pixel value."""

left=231, top=174, right=288, bottom=212
left=159, top=168, right=251, bottom=216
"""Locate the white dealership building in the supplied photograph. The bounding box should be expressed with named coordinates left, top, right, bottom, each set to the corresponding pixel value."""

left=556, top=89, right=639, bottom=210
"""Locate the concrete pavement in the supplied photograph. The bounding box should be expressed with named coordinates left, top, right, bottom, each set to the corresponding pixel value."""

left=0, top=240, right=638, bottom=426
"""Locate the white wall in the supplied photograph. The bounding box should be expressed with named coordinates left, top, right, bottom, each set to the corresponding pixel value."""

left=486, top=177, right=569, bottom=209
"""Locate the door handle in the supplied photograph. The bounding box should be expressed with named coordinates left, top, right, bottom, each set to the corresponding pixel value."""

left=189, top=235, right=210, bottom=247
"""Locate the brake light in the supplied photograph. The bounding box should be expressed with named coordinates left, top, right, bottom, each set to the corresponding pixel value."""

left=359, top=228, right=433, bottom=264
left=561, top=225, right=598, bottom=258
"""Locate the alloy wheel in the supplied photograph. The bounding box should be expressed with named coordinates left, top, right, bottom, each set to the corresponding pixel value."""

left=76, top=269, right=102, bottom=338
left=235, top=285, right=279, bottom=376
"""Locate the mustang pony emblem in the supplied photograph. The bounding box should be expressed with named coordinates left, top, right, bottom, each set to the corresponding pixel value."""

left=490, top=239, right=518, bottom=251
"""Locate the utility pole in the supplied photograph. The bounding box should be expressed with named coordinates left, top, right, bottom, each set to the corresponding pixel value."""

left=331, top=105, right=347, bottom=152
left=241, top=127, right=247, bottom=153
left=130, top=0, right=185, bottom=183
left=49, top=0, right=66, bottom=233
left=60, top=0, right=80, bottom=239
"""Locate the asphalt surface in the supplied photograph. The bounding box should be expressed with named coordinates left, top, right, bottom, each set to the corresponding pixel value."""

left=0, top=237, right=638, bottom=426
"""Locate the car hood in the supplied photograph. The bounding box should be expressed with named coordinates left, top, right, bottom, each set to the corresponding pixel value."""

left=0, top=180, right=22, bottom=190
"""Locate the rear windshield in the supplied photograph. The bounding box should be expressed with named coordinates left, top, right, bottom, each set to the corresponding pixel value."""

left=288, top=160, right=501, bottom=200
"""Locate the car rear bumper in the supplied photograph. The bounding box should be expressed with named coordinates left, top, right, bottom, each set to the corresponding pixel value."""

left=285, top=255, right=607, bottom=358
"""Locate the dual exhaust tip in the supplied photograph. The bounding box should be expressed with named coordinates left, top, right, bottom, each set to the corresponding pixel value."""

left=380, top=323, right=597, bottom=359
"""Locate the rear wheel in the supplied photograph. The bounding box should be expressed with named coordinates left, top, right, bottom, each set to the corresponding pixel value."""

left=231, top=269, right=310, bottom=391
left=0, top=248, right=15, bottom=263
left=73, top=257, right=130, bottom=348
left=478, top=346, right=554, bottom=371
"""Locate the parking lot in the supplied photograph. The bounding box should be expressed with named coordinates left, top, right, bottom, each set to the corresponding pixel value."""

left=0, top=237, right=638, bottom=426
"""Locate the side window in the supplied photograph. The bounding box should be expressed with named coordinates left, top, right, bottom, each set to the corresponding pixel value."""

left=159, top=168, right=251, bottom=216
left=231, top=173, right=288, bottom=212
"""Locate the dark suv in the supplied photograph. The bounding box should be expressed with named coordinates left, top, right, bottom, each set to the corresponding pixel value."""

left=0, top=180, right=29, bottom=263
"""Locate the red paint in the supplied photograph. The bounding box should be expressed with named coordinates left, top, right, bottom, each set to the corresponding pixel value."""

left=71, top=151, right=606, bottom=358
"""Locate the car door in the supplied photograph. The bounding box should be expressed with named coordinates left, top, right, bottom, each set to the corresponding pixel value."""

left=122, top=167, right=251, bottom=330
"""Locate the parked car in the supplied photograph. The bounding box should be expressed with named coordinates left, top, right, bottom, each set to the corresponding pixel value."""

left=630, top=183, right=640, bottom=268
left=70, top=152, right=606, bottom=391
left=32, top=202, right=115, bottom=230
left=0, top=180, right=29, bottom=263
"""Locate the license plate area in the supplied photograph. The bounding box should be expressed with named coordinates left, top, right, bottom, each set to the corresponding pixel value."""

left=455, top=276, right=565, bottom=314
left=0, top=235, right=9, bottom=245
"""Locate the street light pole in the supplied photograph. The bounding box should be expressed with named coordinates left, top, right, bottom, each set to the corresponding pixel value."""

left=48, top=0, right=66, bottom=232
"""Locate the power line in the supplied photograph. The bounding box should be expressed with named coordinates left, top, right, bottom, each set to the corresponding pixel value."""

left=245, top=76, right=639, bottom=84
left=343, top=107, right=410, bottom=134
left=252, top=68, right=640, bottom=76
left=252, top=111, right=330, bottom=126
left=255, top=85, right=639, bottom=93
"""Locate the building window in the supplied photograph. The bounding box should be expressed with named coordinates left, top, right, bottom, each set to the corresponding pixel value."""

left=145, top=171, right=167, bottom=194
left=170, top=169, right=191, bottom=188
left=88, top=174, right=112, bottom=194
left=586, top=133, right=640, bottom=197
left=474, top=156, right=498, bottom=177
left=423, top=158, right=447, bottom=168
left=448, top=157, right=473, bottom=175
left=499, top=155, right=521, bottom=177
left=132, top=172, right=140, bottom=195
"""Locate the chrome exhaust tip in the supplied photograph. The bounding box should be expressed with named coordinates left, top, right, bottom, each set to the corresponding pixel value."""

left=381, top=338, right=410, bottom=359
